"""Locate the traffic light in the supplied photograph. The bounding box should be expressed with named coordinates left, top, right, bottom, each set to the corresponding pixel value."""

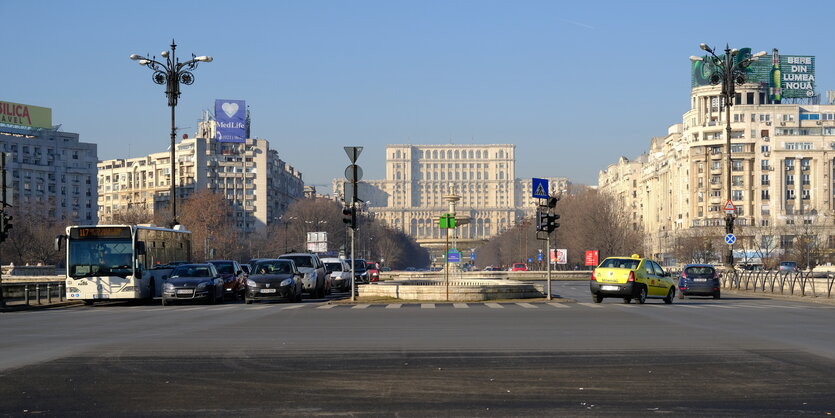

left=546, top=214, right=560, bottom=233
left=536, top=210, right=548, bottom=232
left=0, top=212, right=10, bottom=242
left=342, top=206, right=356, bottom=229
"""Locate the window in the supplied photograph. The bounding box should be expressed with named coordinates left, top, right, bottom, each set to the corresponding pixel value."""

left=786, top=174, right=794, bottom=185
left=801, top=189, right=810, bottom=200
left=802, top=174, right=810, bottom=185
left=732, top=190, right=743, bottom=201
left=732, top=176, right=744, bottom=187
left=786, top=190, right=796, bottom=200
left=781, top=235, right=794, bottom=249
left=785, top=159, right=795, bottom=170
left=761, top=145, right=770, bottom=153
left=711, top=161, right=721, bottom=170
left=761, top=174, right=770, bottom=186
left=800, top=159, right=811, bottom=170
left=785, top=142, right=814, bottom=150
left=732, top=160, right=743, bottom=171
left=731, top=144, right=745, bottom=153
left=761, top=160, right=770, bottom=170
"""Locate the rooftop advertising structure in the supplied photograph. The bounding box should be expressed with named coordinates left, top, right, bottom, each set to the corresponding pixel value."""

left=691, top=48, right=815, bottom=101
left=215, top=99, right=246, bottom=143
left=0, top=100, right=52, bottom=129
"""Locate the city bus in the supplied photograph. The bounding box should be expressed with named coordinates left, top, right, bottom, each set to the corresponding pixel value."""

left=55, top=224, right=191, bottom=305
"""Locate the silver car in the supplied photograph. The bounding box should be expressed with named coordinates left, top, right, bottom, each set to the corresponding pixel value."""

left=278, top=253, right=328, bottom=298
left=322, top=257, right=352, bottom=292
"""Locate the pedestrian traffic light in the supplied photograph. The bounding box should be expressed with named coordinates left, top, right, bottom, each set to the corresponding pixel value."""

left=546, top=214, right=560, bottom=233
left=536, top=210, right=548, bottom=232
left=342, top=206, right=356, bottom=229
left=0, top=212, right=10, bottom=242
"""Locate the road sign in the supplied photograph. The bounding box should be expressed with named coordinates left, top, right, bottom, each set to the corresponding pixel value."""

left=724, top=233, right=736, bottom=245
left=723, top=200, right=736, bottom=214
left=344, top=146, right=363, bottom=163
left=343, top=182, right=371, bottom=202
left=532, top=178, right=549, bottom=199
left=470, top=251, right=475, bottom=260
left=344, top=164, right=363, bottom=182
left=585, top=250, right=599, bottom=266
left=447, top=250, right=461, bottom=263
left=537, top=252, right=543, bottom=261
left=556, top=249, right=567, bottom=265
left=439, top=213, right=456, bottom=229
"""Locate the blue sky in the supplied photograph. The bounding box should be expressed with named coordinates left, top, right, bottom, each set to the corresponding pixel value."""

left=4, top=1, right=835, bottom=190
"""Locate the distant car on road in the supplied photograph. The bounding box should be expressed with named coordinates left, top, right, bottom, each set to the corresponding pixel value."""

left=162, top=263, right=224, bottom=305
left=511, top=263, right=528, bottom=272
left=246, top=259, right=303, bottom=303
left=207, top=260, right=247, bottom=300
left=590, top=254, right=676, bottom=304
left=677, top=264, right=720, bottom=299
left=279, top=253, right=328, bottom=297
left=322, top=257, right=352, bottom=292
left=483, top=266, right=501, bottom=272
left=779, top=261, right=799, bottom=273
left=352, top=259, right=370, bottom=284
left=367, top=261, right=381, bottom=282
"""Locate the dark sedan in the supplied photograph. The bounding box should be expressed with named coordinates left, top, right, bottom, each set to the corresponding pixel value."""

left=162, top=263, right=224, bottom=305
left=245, top=259, right=303, bottom=304
left=678, top=264, right=721, bottom=299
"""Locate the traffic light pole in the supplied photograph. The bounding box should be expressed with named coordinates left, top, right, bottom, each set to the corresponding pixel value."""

left=546, top=233, right=551, bottom=301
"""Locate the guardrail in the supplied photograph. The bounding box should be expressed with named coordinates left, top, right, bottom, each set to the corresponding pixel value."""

left=1, top=282, right=68, bottom=307
left=721, top=270, right=835, bottom=298
left=381, top=270, right=592, bottom=281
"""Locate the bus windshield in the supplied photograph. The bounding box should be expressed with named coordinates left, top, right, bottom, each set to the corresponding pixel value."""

left=68, top=239, right=133, bottom=278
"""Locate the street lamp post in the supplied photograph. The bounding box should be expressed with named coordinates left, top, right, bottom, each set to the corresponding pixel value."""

left=130, top=40, right=212, bottom=227
left=691, top=44, right=766, bottom=268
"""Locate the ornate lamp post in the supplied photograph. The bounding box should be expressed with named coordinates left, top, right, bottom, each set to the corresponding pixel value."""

left=691, top=44, right=766, bottom=268
left=130, top=40, right=212, bottom=227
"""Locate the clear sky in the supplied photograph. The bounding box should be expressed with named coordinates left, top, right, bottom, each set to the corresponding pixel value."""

left=4, top=1, right=835, bottom=191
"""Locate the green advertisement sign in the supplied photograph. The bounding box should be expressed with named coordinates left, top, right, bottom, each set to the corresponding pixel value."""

left=691, top=48, right=815, bottom=100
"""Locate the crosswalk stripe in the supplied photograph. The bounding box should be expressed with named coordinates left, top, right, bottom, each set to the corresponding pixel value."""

left=386, top=304, right=402, bottom=309
left=316, top=304, right=339, bottom=309
left=351, top=304, right=370, bottom=309
left=577, top=303, right=603, bottom=308
left=516, top=303, right=537, bottom=309
left=207, top=305, right=236, bottom=311
left=421, top=304, right=435, bottom=309
left=485, top=303, right=504, bottom=309
left=547, top=303, right=568, bottom=308
left=713, top=305, right=736, bottom=309
left=453, top=303, right=469, bottom=309
left=281, top=304, right=306, bottom=310
left=252, top=304, right=277, bottom=310
left=678, top=304, right=704, bottom=309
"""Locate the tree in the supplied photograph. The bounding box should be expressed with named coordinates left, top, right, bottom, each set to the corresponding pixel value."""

left=177, top=190, right=237, bottom=261
left=110, top=206, right=153, bottom=225
left=1, top=202, right=66, bottom=266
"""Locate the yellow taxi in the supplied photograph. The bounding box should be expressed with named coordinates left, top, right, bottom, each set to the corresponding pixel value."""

left=589, top=254, right=676, bottom=304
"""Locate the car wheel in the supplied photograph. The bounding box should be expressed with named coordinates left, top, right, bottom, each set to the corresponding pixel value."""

left=622, top=298, right=632, bottom=304
left=216, top=288, right=224, bottom=304
left=245, top=298, right=253, bottom=304
left=593, top=293, right=604, bottom=303
left=713, top=291, right=721, bottom=299
left=636, top=286, right=647, bottom=304
left=663, top=288, right=674, bottom=304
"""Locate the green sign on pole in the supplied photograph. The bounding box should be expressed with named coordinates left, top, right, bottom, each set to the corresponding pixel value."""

left=439, top=213, right=456, bottom=229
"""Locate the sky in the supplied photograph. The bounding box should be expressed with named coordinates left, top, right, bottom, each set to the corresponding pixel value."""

left=4, top=1, right=835, bottom=191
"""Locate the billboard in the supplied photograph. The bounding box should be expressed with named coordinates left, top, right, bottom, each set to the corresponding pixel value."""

left=0, top=100, right=52, bottom=129
left=691, top=48, right=815, bottom=100
left=215, top=99, right=246, bottom=143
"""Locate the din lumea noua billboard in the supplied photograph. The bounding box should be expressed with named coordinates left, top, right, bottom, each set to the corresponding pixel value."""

left=0, top=100, right=52, bottom=129
left=691, top=48, right=815, bottom=102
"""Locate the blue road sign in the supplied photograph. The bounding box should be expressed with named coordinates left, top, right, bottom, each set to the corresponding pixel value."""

left=724, top=234, right=736, bottom=245
left=470, top=252, right=475, bottom=260
left=447, top=250, right=461, bottom=263
left=528, top=258, right=533, bottom=263
left=532, top=178, right=549, bottom=199
left=537, top=253, right=543, bottom=261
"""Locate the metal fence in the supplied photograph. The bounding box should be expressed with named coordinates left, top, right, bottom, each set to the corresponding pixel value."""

left=1, top=282, right=66, bottom=307
left=721, top=270, right=835, bottom=298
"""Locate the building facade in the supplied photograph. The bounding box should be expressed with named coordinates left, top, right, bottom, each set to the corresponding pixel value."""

left=333, top=144, right=569, bottom=248
left=0, top=102, right=98, bottom=223
left=97, top=118, right=304, bottom=232
left=600, top=79, right=835, bottom=266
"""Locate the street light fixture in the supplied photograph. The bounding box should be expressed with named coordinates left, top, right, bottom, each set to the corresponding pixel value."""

left=692, top=43, right=766, bottom=268
left=130, top=40, right=212, bottom=227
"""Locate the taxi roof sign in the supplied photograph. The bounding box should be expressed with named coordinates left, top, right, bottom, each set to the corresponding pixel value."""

left=723, top=200, right=737, bottom=213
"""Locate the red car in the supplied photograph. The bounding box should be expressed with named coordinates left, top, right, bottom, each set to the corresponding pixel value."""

left=208, top=260, right=248, bottom=300
left=367, top=262, right=381, bottom=282
left=511, top=263, right=528, bottom=272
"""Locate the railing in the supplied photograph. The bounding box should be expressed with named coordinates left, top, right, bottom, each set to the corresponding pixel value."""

left=1, top=282, right=67, bottom=307
left=721, top=270, right=835, bottom=298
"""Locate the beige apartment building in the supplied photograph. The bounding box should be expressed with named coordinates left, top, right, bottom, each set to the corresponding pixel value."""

left=97, top=119, right=304, bottom=232
left=333, top=144, right=569, bottom=250
left=600, top=82, right=835, bottom=265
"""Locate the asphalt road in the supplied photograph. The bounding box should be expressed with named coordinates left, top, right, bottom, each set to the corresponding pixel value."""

left=2, top=282, right=835, bottom=416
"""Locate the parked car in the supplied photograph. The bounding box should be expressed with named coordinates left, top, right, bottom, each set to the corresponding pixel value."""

left=162, top=263, right=224, bottom=305
left=367, top=261, right=381, bottom=282
left=677, top=264, right=721, bottom=299
left=279, top=253, right=328, bottom=297
left=245, top=259, right=303, bottom=303
left=240, top=264, right=251, bottom=275
left=779, top=261, right=799, bottom=273
left=352, top=259, right=370, bottom=284
left=322, top=257, right=352, bottom=292
left=208, top=260, right=247, bottom=300
left=511, top=263, right=528, bottom=272
left=483, top=265, right=501, bottom=272
left=590, top=254, right=676, bottom=304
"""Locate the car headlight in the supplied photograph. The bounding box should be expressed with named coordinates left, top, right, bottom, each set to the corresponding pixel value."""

left=280, top=279, right=293, bottom=287
left=246, top=279, right=256, bottom=287
left=163, top=283, right=174, bottom=290
left=196, top=282, right=208, bottom=290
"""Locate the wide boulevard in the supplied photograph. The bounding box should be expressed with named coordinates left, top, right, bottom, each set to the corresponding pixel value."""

left=2, top=281, right=835, bottom=416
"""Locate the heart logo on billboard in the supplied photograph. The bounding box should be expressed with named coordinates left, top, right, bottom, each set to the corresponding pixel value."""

left=221, top=102, right=239, bottom=118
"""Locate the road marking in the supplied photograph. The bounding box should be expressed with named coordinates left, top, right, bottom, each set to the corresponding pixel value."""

left=516, top=303, right=537, bottom=309
left=485, top=303, right=504, bottom=309
left=386, top=304, right=402, bottom=309
left=678, top=304, right=704, bottom=309
left=316, top=304, right=339, bottom=309
left=352, top=304, right=370, bottom=309
left=713, top=304, right=737, bottom=309
left=177, top=307, right=202, bottom=311
left=547, top=303, right=568, bottom=308
left=421, top=304, right=435, bottom=309
left=207, top=305, right=236, bottom=311
left=281, top=304, right=306, bottom=310
left=453, top=303, right=469, bottom=309
left=577, top=303, right=603, bottom=308
left=252, top=304, right=277, bottom=310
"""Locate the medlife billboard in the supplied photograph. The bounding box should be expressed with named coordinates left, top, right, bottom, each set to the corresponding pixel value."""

left=215, top=99, right=246, bottom=143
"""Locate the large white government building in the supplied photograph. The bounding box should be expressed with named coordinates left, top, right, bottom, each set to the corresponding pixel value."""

left=599, top=48, right=835, bottom=265
left=97, top=114, right=304, bottom=232
left=333, top=144, right=569, bottom=249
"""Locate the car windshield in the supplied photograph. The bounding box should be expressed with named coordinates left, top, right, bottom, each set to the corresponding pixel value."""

left=280, top=256, right=313, bottom=268
left=325, top=262, right=343, bottom=272
left=171, top=266, right=212, bottom=277
left=514, top=264, right=525, bottom=268
left=353, top=260, right=367, bottom=270
left=255, top=261, right=294, bottom=275
left=599, top=258, right=641, bottom=269
left=685, top=266, right=715, bottom=276
left=211, top=262, right=235, bottom=274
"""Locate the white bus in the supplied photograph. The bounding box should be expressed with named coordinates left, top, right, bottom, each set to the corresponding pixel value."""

left=56, top=224, right=191, bottom=305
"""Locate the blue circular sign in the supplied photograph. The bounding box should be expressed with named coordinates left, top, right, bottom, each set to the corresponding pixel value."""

left=724, top=234, right=736, bottom=245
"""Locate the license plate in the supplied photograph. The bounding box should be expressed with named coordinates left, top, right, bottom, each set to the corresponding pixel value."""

left=176, top=289, right=193, bottom=294
left=694, top=278, right=707, bottom=282
left=260, top=289, right=277, bottom=293
left=601, top=285, right=619, bottom=291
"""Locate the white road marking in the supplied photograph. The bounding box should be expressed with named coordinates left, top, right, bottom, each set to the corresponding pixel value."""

left=421, top=304, right=435, bottom=309
left=316, top=304, right=339, bottom=309
left=577, top=303, right=603, bottom=308
left=453, top=303, right=469, bottom=309
left=485, top=303, right=504, bottom=309
left=351, top=304, right=370, bottom=309
left=547, top=303, right=569, bottom=308
left=516, top=303, right=537, bottom=309
left=386, top=304, right=402, bottom=309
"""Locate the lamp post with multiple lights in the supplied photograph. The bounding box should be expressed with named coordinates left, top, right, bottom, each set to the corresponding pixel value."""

left=130, top=40, right=212, bottom=227
left=690, top=44, right=766, bottom=268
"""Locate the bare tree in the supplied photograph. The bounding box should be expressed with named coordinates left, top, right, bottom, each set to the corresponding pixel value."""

left=178, top=190, right=237, bottom=261
left=110, top=206, right=154, bottom=225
